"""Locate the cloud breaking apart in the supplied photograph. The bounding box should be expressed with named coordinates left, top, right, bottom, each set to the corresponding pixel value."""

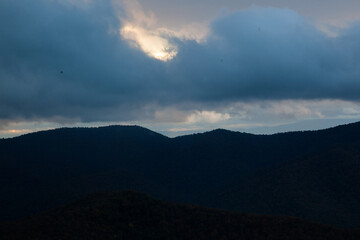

left=1, top=0, right=360, bottom=136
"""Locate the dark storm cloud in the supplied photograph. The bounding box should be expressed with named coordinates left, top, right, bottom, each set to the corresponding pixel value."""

left=1, top=1, right=360, bottom=124
left=171, top=8, right=360, bottom=102
left=0, top=0, right=165, bottom=122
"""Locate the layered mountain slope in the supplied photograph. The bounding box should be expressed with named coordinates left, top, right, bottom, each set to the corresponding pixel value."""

left=0, top=126, right=170, bottom=221
left=1, top=191, right=359, bottom=240
left=199, top=145, right=360, bottom=227
left=0, top=122, right=360, bottom=226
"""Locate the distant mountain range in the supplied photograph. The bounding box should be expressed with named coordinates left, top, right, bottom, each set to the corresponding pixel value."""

left=1, top=191, right=359, bottom=240
left=0, top=121, right=360, bottom=227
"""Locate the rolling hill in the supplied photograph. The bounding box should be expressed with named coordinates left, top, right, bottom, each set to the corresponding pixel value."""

left=1, top=191, right=359, bottom=240
left=198, top=145, right=360, bottom=227
left=0, top=122, right=360, bottom=226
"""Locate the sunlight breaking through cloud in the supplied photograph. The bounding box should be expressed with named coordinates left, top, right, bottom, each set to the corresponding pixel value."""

left=117, top=0, right=177, bottom=61
left=117, top=0, right=208, bottom=61
left=120, top=24, right=177, bottom=61
left=186, top=111, right=231, bottom=124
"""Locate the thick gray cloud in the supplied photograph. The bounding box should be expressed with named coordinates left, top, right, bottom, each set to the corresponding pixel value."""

left=171, top=8, right=360, bottom=101
left=138, top=0, right=360, bottom=30
left=1, top=0, right=360, bottom=126
left=0, top=0, right=164, bottom=122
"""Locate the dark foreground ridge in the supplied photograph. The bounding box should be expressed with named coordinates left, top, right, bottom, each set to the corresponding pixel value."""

left=1, top=191, right=359, bottom=240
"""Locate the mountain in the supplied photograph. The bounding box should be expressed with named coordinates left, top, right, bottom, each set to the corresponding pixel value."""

left=198, top=145, right=360, bottom=227
left=0, top=122, right=360, bottom=226
left=1, top=191, right=359, bottom=240
left=0, top=126, right=170, bottom=221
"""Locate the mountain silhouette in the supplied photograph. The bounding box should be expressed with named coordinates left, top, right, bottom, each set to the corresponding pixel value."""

left=1, top=122, right=360, bottom=226
left=1, top=191, right=359, bottom=240
left=198, top=145, right=360, bottom=227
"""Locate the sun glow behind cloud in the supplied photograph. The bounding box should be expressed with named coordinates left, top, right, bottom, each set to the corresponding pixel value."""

left=116, top=0, right=177, bottom=61
left=120, top=24, right=177, bottom=61
left=117, top=0, right=208, bottom=61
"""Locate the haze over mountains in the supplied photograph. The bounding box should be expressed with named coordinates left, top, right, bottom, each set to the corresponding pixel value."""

left=0, top=121, right=360, bottom=228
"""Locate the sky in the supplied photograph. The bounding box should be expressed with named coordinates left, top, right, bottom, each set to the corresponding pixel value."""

left=1, top=0, right=360, bottom=138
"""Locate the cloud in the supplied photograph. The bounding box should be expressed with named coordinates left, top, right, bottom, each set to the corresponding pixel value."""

left=0, top=0, right=161, bottom=121
left=154, top=108, right=230, bottom=124
left=1, top=1, right=360, bottom=131
left=118, top=0, right=207, bottom=61
left=119, top=0, right=178, bottom=61
left=186, top=111, right=230, bottom=124
left=152, top=100, right=360, bottom=136
left=170, top=7, right=360, bottom=102
left=136, top=0, right=360, bottom=36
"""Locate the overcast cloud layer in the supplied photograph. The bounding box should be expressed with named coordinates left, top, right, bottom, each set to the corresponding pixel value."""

left=1, top=0, right=360, bottom=135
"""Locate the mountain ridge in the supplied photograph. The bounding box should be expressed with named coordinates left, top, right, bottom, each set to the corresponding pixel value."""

left=0, top=120, right=360, bottom=226
left=4, top=120, right=360, bottom=141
